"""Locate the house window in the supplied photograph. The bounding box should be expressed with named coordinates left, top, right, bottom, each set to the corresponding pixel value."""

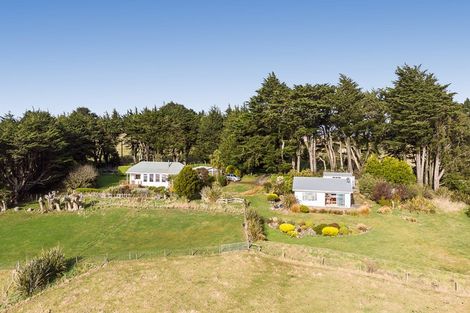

left=143, top=174, right=148, bottom=182
left=135, top=174, right=141, bottom=180
left=161, top=174, right=167, bottom=182
left=155, top=174, right=160, bottom=182
left=149, top=174, right=154, bottom=182
left=337, top=194, right=345, bottom=207
left=302, top=192, right=317, bottom=201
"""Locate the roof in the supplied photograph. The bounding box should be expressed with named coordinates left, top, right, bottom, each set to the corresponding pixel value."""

left=323, top=172, right=354, bottom=177
left=126, top=162, right=184, bottom=175
left=292, top=177, right=353, bottom=193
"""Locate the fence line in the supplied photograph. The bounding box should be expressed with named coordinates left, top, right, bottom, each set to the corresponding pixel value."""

left=255, top=241, right=470, bottom=296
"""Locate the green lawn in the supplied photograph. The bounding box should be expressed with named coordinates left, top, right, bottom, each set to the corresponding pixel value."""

left=237, top=181, right=470, bottom=275
left=0, top=207, right=244, bottom=268
left=95, top=165, right=132, bottom=189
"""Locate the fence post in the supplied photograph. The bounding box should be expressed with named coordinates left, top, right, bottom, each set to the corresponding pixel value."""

left=454, top=281, right=458, bottom=292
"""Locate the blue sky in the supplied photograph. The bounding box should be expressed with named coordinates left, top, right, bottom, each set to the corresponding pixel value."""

left=1, top=0, right=469, bottom=116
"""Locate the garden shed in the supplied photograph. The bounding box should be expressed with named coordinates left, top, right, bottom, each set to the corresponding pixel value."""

left=292, top=177, right=353, bottom=208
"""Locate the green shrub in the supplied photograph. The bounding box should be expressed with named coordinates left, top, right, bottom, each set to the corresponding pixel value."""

left=338, top=226, right=350, bottom=235
left=465, top=207, right=470, bottom=218
left=13, top=246, right=67, bottom=297
left=300, top=205, right=310, bottom=213
left=364, top=155, right=415, bottom=184
left=287, top=230, right=298, bottom=237
left=313, top=223, right=328, bottom=234
left=148, top=186, right=168, bottom=195
left=358, top=174, right=381, bottom=198
left=75, top=187, right=101, bottom=193
left=216, top=174, right=228, bottom=187
left=173, top=166, right=203, bottom=200
left=279, top=223, right=295, bottom=233
left=106, top=185, right=132, bottom=195
left=266, top=193, right=280, bottom=202
left=322, top=226, right=339, bottom=236
left=378, top=198, right=392, bottom=207
left=263, top=181, right=272, bottom=193
left=401, top=196, right=436, bottom=213
left=304, top=220, right=314, bottom=228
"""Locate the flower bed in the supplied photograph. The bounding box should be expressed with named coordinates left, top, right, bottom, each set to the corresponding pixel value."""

left=267, top=217, right=369, bottom=238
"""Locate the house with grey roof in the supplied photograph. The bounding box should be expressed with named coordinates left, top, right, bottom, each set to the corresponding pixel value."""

left=292, top=176, right=353, bottom=208
left=126, top=161, right=184, bottom=188
left=323, top=171, right=355, bottom=187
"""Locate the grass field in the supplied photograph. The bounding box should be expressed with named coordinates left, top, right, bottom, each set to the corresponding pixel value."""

left=9, top=253, right=470, bottom=313
left=0, top=208, right=244, bottom=268
left=223, top=178, right=470, bottom=275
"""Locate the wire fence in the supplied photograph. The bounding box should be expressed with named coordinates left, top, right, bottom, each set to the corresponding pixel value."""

left=255, top=241, right=470, bottom=296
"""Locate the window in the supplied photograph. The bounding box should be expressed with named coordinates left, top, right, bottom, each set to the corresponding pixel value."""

left=155, top=174, right=160, bottom=182
left=302, top=192, right=317, bottom=201
left=161, top=174, right=167, bottom=182
left=337, top=194, right=345, bottom=207
left=135, top=174, right=141, bottom=180
left=149, top=174, right=154, bottom=182
left=143, top=174, right=148, bottom=182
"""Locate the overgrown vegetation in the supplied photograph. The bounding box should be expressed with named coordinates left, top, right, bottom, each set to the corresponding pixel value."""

left=64, top=165, right=99, bottom=190
left=13, top=247, right=67, bottom=297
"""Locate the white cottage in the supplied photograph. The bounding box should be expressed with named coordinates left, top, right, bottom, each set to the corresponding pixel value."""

left=293, top=177, right=353, bottom=208
left=323, top=171, right=355, bottom=187
left=126, top=161, right=184, bottom=188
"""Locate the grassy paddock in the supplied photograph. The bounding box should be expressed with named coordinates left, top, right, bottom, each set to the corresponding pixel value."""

left=0, top=208, right=244, bottom=268
left=228, top=179, right=470, bottom=275
left=10, top=253, right=470, bottom=313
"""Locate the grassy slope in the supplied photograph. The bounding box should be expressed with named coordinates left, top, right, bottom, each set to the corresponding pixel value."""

left=0, top=208, right=243, bottom=268
left=226, top=178, right=470, bottom=275
left=11, top=253, right=470, bottom=313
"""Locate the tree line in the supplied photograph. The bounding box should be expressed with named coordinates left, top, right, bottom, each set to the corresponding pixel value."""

left=1, top=64, right=470, bottom=203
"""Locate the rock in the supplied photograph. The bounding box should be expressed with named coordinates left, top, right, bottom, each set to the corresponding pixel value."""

left=13, top=207, right=20, bottom=211
left=26, top=207, right=34, bottom=212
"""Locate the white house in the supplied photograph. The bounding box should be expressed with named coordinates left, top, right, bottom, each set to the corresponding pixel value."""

left=193, top=165, right=219, bottom=176
left=293, top=177, right=353, bottom=208
left=323, top=171, right=355, bottom=187
left=126, top=161, right=184, bottom=188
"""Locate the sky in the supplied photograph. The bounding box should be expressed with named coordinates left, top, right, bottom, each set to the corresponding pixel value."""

left=0, top=0, right=469, bottom=116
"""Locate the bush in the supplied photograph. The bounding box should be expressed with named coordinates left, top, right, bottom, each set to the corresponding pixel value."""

left=263, top=181, right=272, bottom=193
left=281, top=193, right=297, bottom=210
left=300, top=205, right=310, bottom=213
left=65, top=165, right=98, bottom=190
left=200, top=184, right=222, bottom=203
left=266, top=193, right=280, bottom=202
left=363, top=155, right=415, bottom=184
left=148, top=186, right=168, bottom=196
left=216, top=174, right=228, bottom=187
left=322, top=226, right=339, bottom=236
left=304, top=220, right=314, bottom=228
left=338, top=226, right=350, bottom=235
left=400, top=196, right=436, bottom=213
left=377, top=198, right=392, bottom=207
left=245, top=209, right=266, bottom=241
left=287, top=230, right=298, bottom=237
left=358, top=174, right=381, bottom=198
left=393, top=184, right=418, bottom=202
left=279, top=223, right=296, bottom=233
left=106, top=184, right=132, bottom=195
left=173, top=166, right=203, bottom=200
left=356, top=223, right=369, bottom=232
left=377, top=206, right=392, bottom=214
left=465, top=207, right=470, bottom=218
left=290, top=203, right=300, bottom=213
left=13, top=246, right=67, bottom=297
left=313, top=223, right=328, bottom=234
left=372, top=181, right=393, bottom=202
left=194, top=167, right=214, bottom=187
left=75, top=187, right=101, bottom=193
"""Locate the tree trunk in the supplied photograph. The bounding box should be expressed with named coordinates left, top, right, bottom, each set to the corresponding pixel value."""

left=346, top=137, right=353, bottom=173
left=415, top=146, right=426, bottom=185
left=302, top=136, right=316, bottom=173
left=339, top=141, right=344, bottom=171
left=433, top=148, right=444, bottom=191
left=296, top=147, right=301, bottom=172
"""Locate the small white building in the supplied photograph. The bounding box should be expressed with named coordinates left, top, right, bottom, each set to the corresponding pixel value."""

left=293, top=177, right=353, bottom=208
left=126, top=161, right=184, bottom=188
left=193, top=165, right=219, bottom=176
left=323, top=171, right=355, bottom=187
